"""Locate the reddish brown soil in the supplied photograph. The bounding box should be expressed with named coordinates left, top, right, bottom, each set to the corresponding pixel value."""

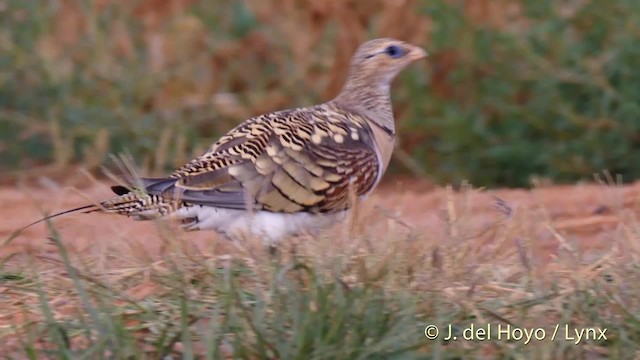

left=1, top=176, right=639, bottom=356
left=1, top=176, right=638, bottom=263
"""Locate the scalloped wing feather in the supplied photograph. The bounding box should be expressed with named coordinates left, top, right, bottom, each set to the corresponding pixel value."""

left=105, top=103, right=385, bottom=216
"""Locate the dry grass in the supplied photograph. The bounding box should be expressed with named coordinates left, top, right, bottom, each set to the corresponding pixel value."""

left=3, top=0, right=436, bottom=179
left=3, top=0, right=640, bottom=358
left=8, top=0, right=639, bottom=186
left=1, top=180, right=639, bottom=358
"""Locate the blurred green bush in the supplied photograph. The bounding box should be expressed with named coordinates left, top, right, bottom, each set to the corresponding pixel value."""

left=1, top=0, right=639, bottom=187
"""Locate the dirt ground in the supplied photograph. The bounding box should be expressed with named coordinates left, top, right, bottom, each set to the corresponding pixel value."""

left=1, top=175, right=639, bottom=355
left=1, top=176, right=638, bottom=264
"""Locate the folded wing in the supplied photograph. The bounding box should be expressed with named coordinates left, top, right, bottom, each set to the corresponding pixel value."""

left=116, top=105, right=381, bottom=214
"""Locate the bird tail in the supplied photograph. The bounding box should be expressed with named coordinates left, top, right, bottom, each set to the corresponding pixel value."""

left=99, top=185, right=182, bottom=218
left=7, top=184, right=183, bottom=244
left=5, top=203, right=101, bottom=244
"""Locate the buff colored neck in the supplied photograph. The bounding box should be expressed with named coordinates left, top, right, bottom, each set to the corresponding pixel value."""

left=332, top=72, right=395, bottom=135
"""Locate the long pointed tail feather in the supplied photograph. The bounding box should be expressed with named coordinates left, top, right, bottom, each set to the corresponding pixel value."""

left=5, top=204, right=100, bottom=245
left=5, top=181, right=186, bottom=245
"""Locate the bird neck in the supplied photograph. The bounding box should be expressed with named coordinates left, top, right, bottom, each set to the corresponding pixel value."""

left=332, top=80, right=395, bottom=135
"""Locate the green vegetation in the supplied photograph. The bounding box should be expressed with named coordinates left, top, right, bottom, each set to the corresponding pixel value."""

left=418, top=0, right=640, bottom=186
left=3, top=187, right=639, bottom=358
left=3, top=2, right=640, bottom=358
left=2, top=0, right=640, bottom=186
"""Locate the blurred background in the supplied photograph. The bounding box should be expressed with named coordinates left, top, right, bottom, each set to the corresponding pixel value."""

left=1, top=0, right=639, bottom=188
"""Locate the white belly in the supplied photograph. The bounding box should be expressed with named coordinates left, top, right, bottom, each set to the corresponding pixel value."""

left=173, top=205, right=348, bottom=244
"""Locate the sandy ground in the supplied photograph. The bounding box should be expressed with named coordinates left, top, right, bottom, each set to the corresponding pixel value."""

left=1, top=175, right=639, bottom=355
left=1, top=176, right=638, bottom=264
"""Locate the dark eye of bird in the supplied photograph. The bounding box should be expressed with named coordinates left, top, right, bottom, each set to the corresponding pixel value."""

left=385, top=45, right=405, bottom=58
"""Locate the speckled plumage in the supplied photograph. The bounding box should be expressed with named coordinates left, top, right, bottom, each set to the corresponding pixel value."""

left=18, top=38, right=427, bottom=244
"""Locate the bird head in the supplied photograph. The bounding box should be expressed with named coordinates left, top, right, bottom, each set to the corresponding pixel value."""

left=345, top=38, right=427, bottom=90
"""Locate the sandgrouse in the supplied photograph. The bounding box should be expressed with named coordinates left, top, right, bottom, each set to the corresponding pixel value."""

left=18, top=38, right=427, bottom=244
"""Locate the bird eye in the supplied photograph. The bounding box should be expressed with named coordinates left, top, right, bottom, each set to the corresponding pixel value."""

left=384, top=45, right=405, bottom=58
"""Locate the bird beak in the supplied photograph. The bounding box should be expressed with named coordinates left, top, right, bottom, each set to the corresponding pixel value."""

left=408, top=45, right=428, bottom=61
